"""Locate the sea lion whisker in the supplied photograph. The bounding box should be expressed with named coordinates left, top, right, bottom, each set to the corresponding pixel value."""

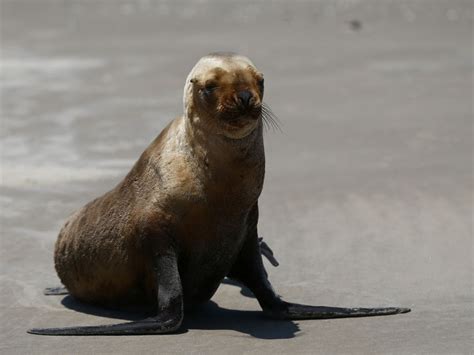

left=261, top=103, right=282, bottom=132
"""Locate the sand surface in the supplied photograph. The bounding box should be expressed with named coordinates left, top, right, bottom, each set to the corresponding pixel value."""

left=1, top=0, right=472, bottom=353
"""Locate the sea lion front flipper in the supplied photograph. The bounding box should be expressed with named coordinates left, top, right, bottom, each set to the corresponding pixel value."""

left=27, top=316, right=181, bottom=336
left=44, top=286, right=69, bottom=296
left=28, top=249, right=183, bottom=336
left=264, top=303, right=410, bottom=320
left=229, top=212, right=410, bottom=320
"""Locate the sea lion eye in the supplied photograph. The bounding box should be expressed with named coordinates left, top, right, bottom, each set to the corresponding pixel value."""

left=203, top=83, right=218, bottom=94
left=257, top=78, right=264, bottom=91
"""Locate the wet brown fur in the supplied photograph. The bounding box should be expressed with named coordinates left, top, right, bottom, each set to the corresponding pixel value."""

left=54, top=53, right=266, bottom=308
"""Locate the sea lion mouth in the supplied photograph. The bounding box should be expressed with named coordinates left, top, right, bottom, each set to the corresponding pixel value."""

left=219, top=105, right=262, bottom=123
left=214, top=105, right=262, bottom=139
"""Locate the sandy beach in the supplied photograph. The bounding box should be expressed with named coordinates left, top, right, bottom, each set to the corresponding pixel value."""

left=1, top=0, right=472, bottom=353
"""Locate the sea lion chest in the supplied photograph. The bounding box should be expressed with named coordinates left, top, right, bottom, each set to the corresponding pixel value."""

left=157, top=148, right=264, bottom=305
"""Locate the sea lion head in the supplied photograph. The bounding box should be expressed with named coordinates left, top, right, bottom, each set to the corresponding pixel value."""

left=184, top=52, right=264, bottom=140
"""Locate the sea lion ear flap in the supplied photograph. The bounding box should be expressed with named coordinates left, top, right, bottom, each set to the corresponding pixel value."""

left=190, top=78, right=197, bottom=84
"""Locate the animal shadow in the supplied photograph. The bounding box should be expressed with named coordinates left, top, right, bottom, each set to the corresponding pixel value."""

left=183, top=301, right=300, bottom=339
left=61, top=280, right=300, bottom=339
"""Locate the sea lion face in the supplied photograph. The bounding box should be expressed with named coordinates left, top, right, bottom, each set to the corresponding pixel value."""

left=185, top=53, right=264, bottom=139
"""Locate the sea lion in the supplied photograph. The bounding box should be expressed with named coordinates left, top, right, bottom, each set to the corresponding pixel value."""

left=29, top=52, right=409, bottom=336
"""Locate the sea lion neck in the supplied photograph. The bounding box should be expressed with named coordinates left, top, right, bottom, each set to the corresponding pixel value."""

left=183, top=112, right=264, bottom=163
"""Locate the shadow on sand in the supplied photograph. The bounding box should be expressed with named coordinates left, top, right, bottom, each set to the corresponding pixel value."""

left=60, top=279, right=300, bottom=339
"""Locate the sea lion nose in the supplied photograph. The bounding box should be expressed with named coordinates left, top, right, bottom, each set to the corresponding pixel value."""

left=237, top=90, right=253, bottom=107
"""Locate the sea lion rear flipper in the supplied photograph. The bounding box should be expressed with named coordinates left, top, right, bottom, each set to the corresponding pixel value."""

left=258, top=238, right=279, bottom=267
left=230, top=218, right=411, bottom=320
left=44, top=286, right=69, bottom=296
left=29, top=249, right=183, bottom=336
